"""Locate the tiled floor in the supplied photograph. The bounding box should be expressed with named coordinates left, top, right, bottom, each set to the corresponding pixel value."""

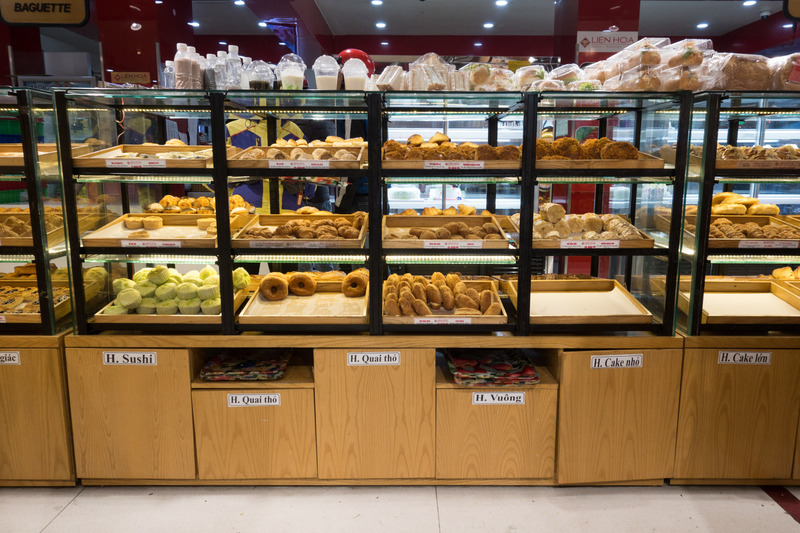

left=1, top=484, right=799, bottom=533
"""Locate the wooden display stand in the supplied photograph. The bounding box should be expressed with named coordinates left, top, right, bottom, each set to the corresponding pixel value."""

left=672, top=335, right=800, bottom=485
left=0, top=333, right=75, bottom=486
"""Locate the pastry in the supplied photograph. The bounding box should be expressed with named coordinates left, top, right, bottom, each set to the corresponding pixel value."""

left=600, top=141, right=639, bottom=160
left=429, top=132, right=450, bottom=144
left=196, top=218, right=216, bottom=230
left=288, top=273, right=316, bottom=296
left=483, top=302, right=503, bottom=315
left=712, top=204, right=746, bottom=215
left=412, top=298, right=432, bottom=316
left=143, top=216, right=163, bottom=230
left=552, top=137, right=586, bottom=159
left=128, top=230, right=150, bottom=238
left=342, top=271, right=368, bottom=297
left=385, top=299, right=402, bottom=316
left=540, top=203, right=566, bottom=223
left=747, top=204, right=780, bottom=216
left=125, top=217, right=144, bottom=229
left=399, top=298, right=416, bottom=316
left=259, top=275, right=289, bottom=301
left=773, top=266, right=794, bottom=280
left=407, top=134, right=424, bottom=147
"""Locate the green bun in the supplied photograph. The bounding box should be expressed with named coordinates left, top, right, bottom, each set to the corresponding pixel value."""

left=168, top=274, right=183, bottom=285
left=182, top=275, right=204, bottom=287
left=85, top=267, right=109, bottom=282
left=232, top=267, right=251, bottom=290
left=197, top=284, right=220, bottom=300
left=201, top=298, right=222, bottom=315
left=146, top=265, right=170, bottom=285
left=133, top=280, right=157, bottom=298
left=175, top=282, right=198, bottom=300
left=154, top=283, right=177, bottom=301
left=103, top=304, right=129, bottom=315
left=156, top=299, right=178, bottom=315
left=178, top=297, right=202, bottom=315
left=132, top=268, right=151, bottom=283
left=183, top=270, right=201, bottom=279
left=112, top=278, right=135, bottom=295
left=116, top=288, right=142, bottom=310
left=136, top=297, right=158, bottom=314
left=199, top=265, right=217, bottom=280
left=203, top=274, right=220, bottom=286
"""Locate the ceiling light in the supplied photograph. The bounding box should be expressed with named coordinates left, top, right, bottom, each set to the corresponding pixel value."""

left=154, top=0, right=162, bottom=4
left=278, top=42, right=287, bottom=45
left=106, top=69, right=113, bottom=72
left=376, top=21, right=386, bottom=28
left=381, top=41, right=389, bottom=46
left=234, top=0, right=245, bottom=5
left=474, top=42, right=483, bottom=47
left=188, top=21, right=199, bottom=27
left=743, top=0, right=756, bottom=6
left=258, top=21, right=268, bottom=27
left=219, top=41, right=227, bottom=45
left=495, top=0, right=508, bottom=6
left=528, top=56, right=534, bottom=62
left=483, top=22, right=494, bottom=28
left=784, top=23, right=794, bottom=28
left=130, top=22, right=142, bottom=31
left=371, top=0, right=383, bottom=4
left=696, top=22, right=708, bottom=29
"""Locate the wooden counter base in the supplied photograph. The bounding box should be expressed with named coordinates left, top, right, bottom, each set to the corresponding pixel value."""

left=671, top=479, right=800, bottom=486
left=0, top=480, right=76, bottom=487
left=80, top=478, right=557, bottom=486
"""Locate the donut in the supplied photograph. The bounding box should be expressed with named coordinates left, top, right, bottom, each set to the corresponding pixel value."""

left=259, top=276, right=289, bottom=301
left=288, top=273, right=316, bottom=296
left=342, top=272, right=367, bottom=297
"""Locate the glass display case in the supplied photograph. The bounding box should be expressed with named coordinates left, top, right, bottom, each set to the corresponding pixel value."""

left=680, top=92, right=800, bottom=335
left=0, top=89, right=74, bottom=335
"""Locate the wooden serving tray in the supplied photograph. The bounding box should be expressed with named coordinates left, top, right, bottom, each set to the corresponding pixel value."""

left=72, top=144, right=226, bottom=168
left=232, top=213, right=367, bottom=249
left=382, top=215, right=511, bottom=249
left=504, top=213, right=653, bottom=249
left=505, top=278, right=653, bottom=324
left=82, top=213, right=248, bottom=248
left=704, top=215, right=800, bottom=248
left=93, top=289, right=248, bottom=324
left=537, top=152, right=664, bottom=169
left=0, top=279, right=102, bottom=324
left=383, top=279, right=507, bottom=325
left=0, top=143, right=90, bottom=167
left=228, top=146, right=364, bottom=169
left=381, top=159, right=520, bottom=170
left=0, top=213, right=97, bottom=248
left=239, top=279, right=368, bottom=325
left=677, top=279, right=800, bottom=325
left=660, top=145, right=800, bottom=171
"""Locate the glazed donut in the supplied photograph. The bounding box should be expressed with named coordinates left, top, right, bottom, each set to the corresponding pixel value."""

left=259, top=276, right=289, bottom=301
left=288, top=273, right=316, bottom=296
left=342, top=272, right=367, bottom=297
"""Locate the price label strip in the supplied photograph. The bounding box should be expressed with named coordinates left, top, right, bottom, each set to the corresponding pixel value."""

left=423, top=161, right=485, bottom=170
left=561, top=240, right=620, bottom=249
left=413, top=317, right=473, bottom=325
left=121, top=240, right=182, bottom=248
left=105, top=159, right=167, bottom=169
left=738, top=240, right=799, bottom=249
left=269, top=160, right=331, bottom=169
left=423, top=240, right=484, bottom=249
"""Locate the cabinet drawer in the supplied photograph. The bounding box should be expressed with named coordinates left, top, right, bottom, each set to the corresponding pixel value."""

left=193, top=389, right=317, bottom=479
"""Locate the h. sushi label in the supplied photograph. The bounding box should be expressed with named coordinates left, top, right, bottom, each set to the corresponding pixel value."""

left=473, top=392, right=525, bottom=405
left=591, top=354, right=643, bottom=369
left=347, top=351, right=400, bottom=366
left=718, top=351, right=771, bottom=365
left=0, top=351, right=20, bottom=365
left=102, top=351, right=157, bottom=366
left=228, top=393, right=280, bottom=407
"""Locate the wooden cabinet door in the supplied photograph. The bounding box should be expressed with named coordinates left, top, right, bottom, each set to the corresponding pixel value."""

left=675, top=348, right=800, bottom=480
left=193, top=389, right=317, bottom=479
left=557, top=349, right=683, bottom=484
left=436, top=388, right=556, bottom=479
left=66, top=348, right=195, bottom=480
left=0, top=349, right=73, bottom=481
left=315, top=349, right=435, bottom=479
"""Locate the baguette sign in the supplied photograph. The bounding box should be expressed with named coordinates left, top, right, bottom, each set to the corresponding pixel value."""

left=0, top=0, right=89, bottom=26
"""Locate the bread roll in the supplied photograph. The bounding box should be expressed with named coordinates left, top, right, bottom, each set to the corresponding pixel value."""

left=554, top=219, right=570, bottom=239
left=581, top=213, right=603, bottom=233
left=712, top=204, right=746, bottom=215
left=747, top=204, right=780, bottom=216
left=712, top=192, right=740, bottom=205
left=773, top=266, right=794, bottom=280
left=540, top=202, right=566, bottom=223
left=565, top=215, right=584, bottom=234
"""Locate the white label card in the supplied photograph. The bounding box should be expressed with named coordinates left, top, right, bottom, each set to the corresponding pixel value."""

left=347, top=351, right=401, bottom=366
left=738, top=240, right=798, bottom=249
left=269, top=160, right=330, bottom=169
left=561, top=240, right=620, bottom=249
left=228, top=393, right=281, bottom=407
left=249, top=240, right=328, bottom=248
left=718, top=351, right=771, bottom=365
left=102, top=351, right=157, bottom=366
left=413, top=317, right=473, bottom=325
left=423, top=240, right=484, bottom=249
left=591, top=354, right=643, bottom=369
left=473, top=391, right=525, bottom=405
left=0, top=351, right=20, bottom=364
left=423, top=161, right=485, bottom=170
left=0, top=316, right=5, bottom=323
left=121, top=240, right=182, bottom=248
left=105, top=159, right=167, bottom=169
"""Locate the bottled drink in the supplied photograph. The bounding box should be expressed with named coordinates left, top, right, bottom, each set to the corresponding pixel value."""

left=227, top=45, right=242, bottom=89
left=162, top=60, right=175, bottom=89
left=174, top=43, right=193, bottom=90
left=203, top=54, right=217, bottom=89
left=187, top=46, right=201, bottom=89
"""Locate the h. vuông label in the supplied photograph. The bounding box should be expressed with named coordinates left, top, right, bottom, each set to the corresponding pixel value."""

left=347, top=351, right=400, bottom=366
left=590, top=354, right=643, bottom=369
left=0, top=351, right=20, bottom=365
left=102, top=351, right=157, bottom=365
left=718, top=351, right=771, bottom=365
left=228, top=393, right=281, bottom=407
left=472, top=391, right=525, bottom=405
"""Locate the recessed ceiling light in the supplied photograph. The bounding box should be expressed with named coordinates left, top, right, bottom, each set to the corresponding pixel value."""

left=376, top=21, right=386, bottom=28
left=188, top=21, right=199, bottom=27
left=154, top=0, right=162, bottom=4
left=528, top=56, right=535, bottom=62
left=784, top=23, right=794, bottom=28
left=371, top=0, right=383, bottom=4
left=258, top=21, right=267, bottom=27
left=130, top=22, right=142, bottom=31
left=696, top=22, right=709, bottom=29
left=381, top=41, right=389, bottom=46
left=106, top=69, right=113, bottom=72
left=474, top=42, right=483, bottom=47
left=483, top=22, right=494, bottom=28
left=219, top=41, right=227, bottom=45
left=278, top=42, right=286, bottom=46
left=742, top=0, right=756, bottom=6
left=234, top=0, right=245, bottom=5
left=496, top=0, right=508, bottom=6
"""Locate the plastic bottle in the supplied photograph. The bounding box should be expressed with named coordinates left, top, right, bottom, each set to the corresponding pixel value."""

left=187, top=46, right=201, bottom=89
left=203, top=54, right=217, bottom=89
left=240, top=56, right=252, bottom=89
left=162, top=60, right=175, bottom=89
left=174, top=43, right=193, bottom=90
left=227, top=45, right=242, bottom=89
left=215, top=51, right=228, bottom=90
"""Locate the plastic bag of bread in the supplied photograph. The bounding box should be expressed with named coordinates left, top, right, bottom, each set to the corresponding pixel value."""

left=530, top=79, right=565, bottom=91
left=409, top=65, right=447, bottom=91
left=448, top=70, right=469, bottom=91
left=410, top=52, right=454, bottom=74
left=483, top=68, right=516, bottom=91
left=376, top=65, right=406, bottom=91
left=548, top=64, right=583, bottom=85
left=659, top=65, right=708, bottom=92
left=567, top=80, right=602, bottom=91
left=619, top=37, right=670, bottom=70
left=709, top=53, right=770, bottom=91
left=768, top=54, right=800, bottom=91
left=612, top=65, right=661, bottom=91
left=513, top=65, right=547, bottom=91
left=663, top=39, right=713, bottom=68
left=460, top=63, right=491, bottom=89
left=583, top=62, right=608, bottom=84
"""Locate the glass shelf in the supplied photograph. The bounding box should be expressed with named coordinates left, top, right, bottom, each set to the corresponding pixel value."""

left=384, top=176, right=520, bottom=185
left=0, top=174, right=24, bottom=181
left=234, top=254, right=368, bottom=264
left=535, top=176, right=674, bottom=185
left=383, top=91, right=523, bottom=112
left=708, top=255, right=800, bottom=264
left=0, top=254, right=35, bottom=263
left=385, top=254, right=517, bottom=265
left=716, top=177, right=800, bottom=184
left=84, top=254, right=218, bottom=264
left=75, top=174, right=214, bottom=185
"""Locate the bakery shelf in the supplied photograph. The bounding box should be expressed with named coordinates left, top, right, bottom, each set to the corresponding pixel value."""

left=706, top=253, right=800, bottom=263
left=0, top=253, right=36, bottom=263
left=233, top=253, right=368, bottom=263
left=191, top=364, right=314, bottom=389
left=534, top=175, right=674, bottom=185
left=82, top=253, right=219, bottom=264
left=384, top=253, right=517, bottom=265
left=530, top=248, right=668, bottom=257
left=71, top=167, right=215, bottom=177
left=74, top=174, right=214, bottom=184
left=0, top=173, right=25, bottom=181
left=226, top=167, right=368, bottom=179
left=381, top=168, right=522, bottom=178
left=383, top=176, right=520, bottom=185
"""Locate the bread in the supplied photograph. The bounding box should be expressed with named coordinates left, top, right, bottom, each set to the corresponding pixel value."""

left=712, top=192, right=741, bottom=205
left=128, top=230, right=149, bottom=238
left=165, top=138, right=186, bottom=146
left=407, top=134, right=424, bottom=147
left=540, top=203, right=566, bottom=223
left=429, top=132, right=450, bottom=144
left=197, top=218, right=216, bottom=230
left=125, top=217, right=144, bottom=229
left=747, top=204, right=780, bottom=216
left=143, top=216, right=164, bottom=230
left=711, top=204, right=746, bottom=215
left=773, top=266, right=794, bottom=280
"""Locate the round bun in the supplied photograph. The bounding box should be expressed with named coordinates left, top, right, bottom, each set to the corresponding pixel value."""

left=125, top=217, right=144, bottom=229
left=143, top=216, right=164, bottom=230
left=342, top=271, right=368, bottom=297
left=288, top=273, right=317, bottom=296
left=259, top=275, right=289, bottom=301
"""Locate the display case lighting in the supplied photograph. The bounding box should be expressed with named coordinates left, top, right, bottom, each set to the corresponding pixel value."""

left=85, top=254, right=218, bottom=264
left=0, top=254, right=35, bottom=263
left=385, top=255, right=516, bottom=265
left=235, top=255, right=368, bottom=264
left=708, top=255, right=800, bottom=265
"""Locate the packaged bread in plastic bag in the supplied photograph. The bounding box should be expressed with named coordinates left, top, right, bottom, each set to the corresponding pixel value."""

left=609, top=65, right=661, bottom=91
left=376, top=65, right=406, bottom=91
left=583, top=61, right=608, bottom=84
left=530, top=79, right=565, bottom=91
left=460, top=63, right=492, bottom=89
left=448, top=70, right=469, bottom=91
left=567, top=80, right=602, bottom=91
left=619, top=37, right=670, bottom=70
left=768, top=54, right=800, bottom=90
left=663, top=39, right=713, bottom=68
left=548, top=64, right=583, bottom=85
left=659, top=65, right=711, bottom=91
left=707, top=53, right=770, bottom=90
left=486, top=68, right=516, bottom=91
left=513, top=65, right=547, bottom=91
left=408, top=52, right=452, bottom=91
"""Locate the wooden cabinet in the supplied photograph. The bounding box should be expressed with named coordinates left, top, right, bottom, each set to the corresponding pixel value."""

left=556, top=349, right=683, bottom=484
left=65, top=348, right=195, bottom=480
left=0, top=348, right=73, bottom=483
left=314, top=348, right=435, bottom=479
left=435, top=367, right=557, bottom=480
left=193, top=375, right=317, bottom=479
left=675, top=348, right=800, bottom=480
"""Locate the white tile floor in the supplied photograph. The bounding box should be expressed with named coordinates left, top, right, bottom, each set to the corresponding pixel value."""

left=1, top=484, right=798, bottom=533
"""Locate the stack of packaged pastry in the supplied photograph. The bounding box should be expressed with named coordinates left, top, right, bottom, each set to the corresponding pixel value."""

left=710, top=192, right=779, bottom=216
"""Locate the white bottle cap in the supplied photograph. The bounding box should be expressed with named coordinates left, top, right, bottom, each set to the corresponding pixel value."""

left=206, top=54, right=215, bottom=61
left=243, top=57, right=252, bottom=64
left=218, top=51, right=227, bottom=59
left=177, top=43, right=187, bottom=51
left=228, top=44, right=238, bottom=54
left=187, top=46, right=196, bottom=54
left=165, top=60, right=174, bottom=67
